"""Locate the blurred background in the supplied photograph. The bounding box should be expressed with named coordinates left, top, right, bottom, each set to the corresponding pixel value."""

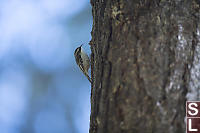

left=0, top=0, right=92, bottom=133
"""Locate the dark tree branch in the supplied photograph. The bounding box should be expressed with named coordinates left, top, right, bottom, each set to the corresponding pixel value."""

left=89, top=0, right=200, bottom=133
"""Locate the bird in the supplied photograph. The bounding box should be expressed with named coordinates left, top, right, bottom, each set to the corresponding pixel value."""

left=74, top=44, right=91, bottom=83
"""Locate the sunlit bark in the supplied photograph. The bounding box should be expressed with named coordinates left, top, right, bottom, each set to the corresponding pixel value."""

left=90, top=1, right=200, bottom=133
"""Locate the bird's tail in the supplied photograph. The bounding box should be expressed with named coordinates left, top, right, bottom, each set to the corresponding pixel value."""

left=84, top=72, right=91, bottom=83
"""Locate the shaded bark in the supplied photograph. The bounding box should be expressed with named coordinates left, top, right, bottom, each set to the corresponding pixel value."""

left=89, top=0, right=200, bottom=133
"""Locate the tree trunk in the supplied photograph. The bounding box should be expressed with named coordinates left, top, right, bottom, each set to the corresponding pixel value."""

left=89, top=0, right=200, bottom=133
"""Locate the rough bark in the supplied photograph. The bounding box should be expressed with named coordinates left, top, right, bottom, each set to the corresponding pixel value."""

left=89, top=0, right=200, bottom=133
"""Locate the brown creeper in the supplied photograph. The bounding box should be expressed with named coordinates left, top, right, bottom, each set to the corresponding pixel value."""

left=74, top=44, right=91, bottom=83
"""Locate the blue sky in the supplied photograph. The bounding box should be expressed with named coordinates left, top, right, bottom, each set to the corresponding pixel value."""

left=0, top=0, right=92, bottom=133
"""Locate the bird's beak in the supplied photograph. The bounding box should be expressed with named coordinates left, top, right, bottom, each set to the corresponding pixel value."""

left=80, top=44, right=83, bottom=47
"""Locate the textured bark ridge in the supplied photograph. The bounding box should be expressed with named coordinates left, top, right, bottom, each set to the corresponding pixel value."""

left=89, top=0, right=200, bottom=133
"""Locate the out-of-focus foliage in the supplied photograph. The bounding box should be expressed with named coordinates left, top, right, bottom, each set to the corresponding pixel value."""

left=0, top=0, right=92, bottom=133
